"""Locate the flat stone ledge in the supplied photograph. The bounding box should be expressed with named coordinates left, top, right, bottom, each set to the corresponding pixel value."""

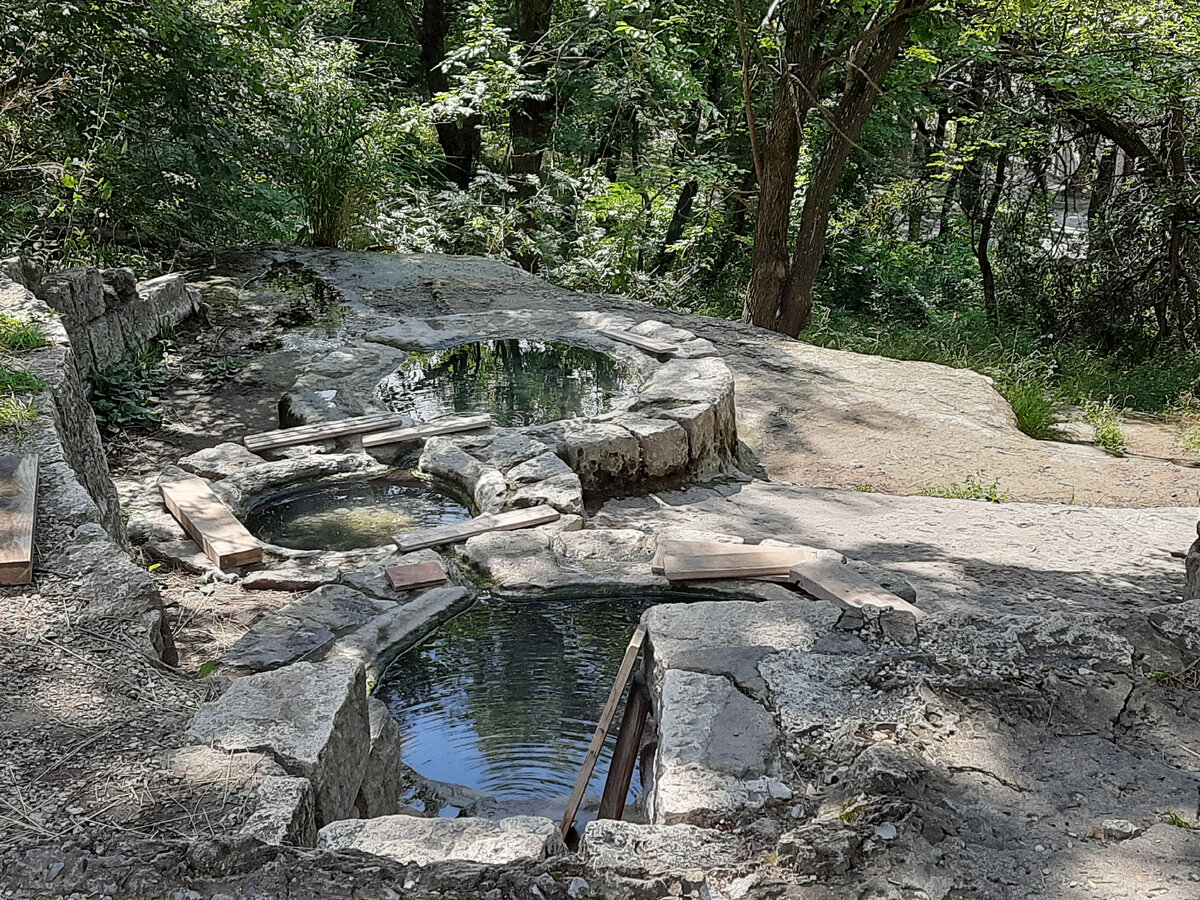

left=581, top=820, right=752, bottom=880
left=316, top=814, right=567, bottom=866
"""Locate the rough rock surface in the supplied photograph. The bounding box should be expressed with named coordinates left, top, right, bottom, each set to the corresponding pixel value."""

left=219, top=584, right=395, bottom=674
left=186, top=658, right=369, bottom=826
left=178, top=442, right=266, bottom=480
left=241, top=776, right=318, bottom=847
left=317, top=814, right=567, bottom=866
left=354, top=699, right=409, bottom=818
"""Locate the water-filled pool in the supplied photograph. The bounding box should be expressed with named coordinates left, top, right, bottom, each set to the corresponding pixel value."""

left=244, top=471, right=471, bottom=551
left=373, top=595, right=661, bottom=820
left=376, top=339, right=640, bottom=428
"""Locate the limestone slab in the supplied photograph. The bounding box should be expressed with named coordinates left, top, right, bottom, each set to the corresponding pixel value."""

left=186, top=657, right=369, bottom=826
left=220, top=585, right=395, bottom=674
left=580, top=819, right=749, bottom=879
left=556, top=422, right=641, bottom=491
left=178, top=442, right=266, bottom=480
left=241, top=776, right=317, bottom=847
left=355, top=698, right=408, bottom=818
left=316, top=814, right=566, bottom=866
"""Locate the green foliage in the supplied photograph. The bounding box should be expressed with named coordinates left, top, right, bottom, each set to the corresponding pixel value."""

left=0, top=366, right=46, bottom=393
left=995, top=375, right=1058, bottom=440
left=1164, top=812, right=1198, bottom=830
left=89, top=340, right=171, bottom=433
left=921, top=471, right=1010, bottom=502
left=1081, top=398, right=1128, bottom=456
left=0, top=393, right=38, bottom=433
left=0, top=316, right=48, bottom=352
left=854, top=483, right=877, bottom=493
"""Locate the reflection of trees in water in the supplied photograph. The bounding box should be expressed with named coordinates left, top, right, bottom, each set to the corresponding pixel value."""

left=374, top=598, right=649, bottom=794
left=377, top=340, right=638, bottom=427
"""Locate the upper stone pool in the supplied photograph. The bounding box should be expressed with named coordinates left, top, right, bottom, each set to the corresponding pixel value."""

left=375, top=339, right=641, bottom=428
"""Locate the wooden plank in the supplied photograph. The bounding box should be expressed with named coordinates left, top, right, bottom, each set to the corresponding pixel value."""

left=394, top=505, right=560, bottom=553
left=597, top=674, right=651, bottom=821
left=361, top=414, right=491, bottom=449
left=561, top=624, right=646, bottom=839
left=0, top=454, right=37, bottom=585
left=160, top=476, right=263, bottom=569
left=653, top=539, right=824, bottom=575
left=661, top=546, right=824, bottom=581
left=598, top=328, right=678, bottom=356
left=789, top=557, right=924, bottom=618
left=245, top=412, right=407, bottom=453
left=384, top=560, right=448, bottom=591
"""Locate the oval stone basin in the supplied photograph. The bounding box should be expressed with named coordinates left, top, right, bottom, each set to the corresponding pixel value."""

left=244, top=471, right=471, bottom=552
left=376, top=339, right=640, bottom=428
left=373, top=595, right=660, bottom=820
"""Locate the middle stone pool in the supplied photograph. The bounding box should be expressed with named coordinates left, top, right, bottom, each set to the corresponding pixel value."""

left=373, top=594, right=661, bottom=820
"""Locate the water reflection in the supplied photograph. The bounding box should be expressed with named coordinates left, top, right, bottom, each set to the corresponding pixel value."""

left=244, top=472, right=470, bottom=551
left=376, top=339, right=640, bottom=427
left=374, top=596, right=658, bottom=815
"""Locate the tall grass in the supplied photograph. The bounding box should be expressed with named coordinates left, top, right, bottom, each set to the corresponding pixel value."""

left=801, top=308, right=1200, bottom=439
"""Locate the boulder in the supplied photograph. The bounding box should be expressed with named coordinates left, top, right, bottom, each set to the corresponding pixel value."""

left=613, top=415, right=689, bottom=479
left=179, top=442, right=266, bottom=480
left=1186, top=523, right=1200, bottom=601
left=186, top=657, right=370, bottom=826
left=556, top=422, right=641, bottom=491
left=241, top=776, right=317, bottom=847
left=243, top=563, right=340, bottom=592
left=355, top=699, right=409, bottom=818
left=647, top=669, right=783, bottom=827
left=316, top=814, right=566, bottom=866
left=510, top=472, right=584, bottom=517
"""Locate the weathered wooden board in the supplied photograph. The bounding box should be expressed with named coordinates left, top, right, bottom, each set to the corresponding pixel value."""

left=790, top=557, right=923, bottom=618
left=160, top=476, right=263, bottom=569
left=361, top=414, right=491, bottom=449
left=0, top=454, right=37, bottom=585
left=597, top=674, right=651, bottom=822
left=661, top=546, right=824, bottom=581
left=652, top=539, right=820, bottom=576
left=561, top=624, right=646, bottom=838
left=245, top=412, right=407, bottom=453
left=394, top=505, right=560, bottom=553
left=598, top=328, right=678, bottom=356
left=384, top=560, right=448, bottom=591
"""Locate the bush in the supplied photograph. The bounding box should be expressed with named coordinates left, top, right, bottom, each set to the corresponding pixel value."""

left=89, top=341, right=171, bottom=433
left=1081, top=397, right=1127, bottom=455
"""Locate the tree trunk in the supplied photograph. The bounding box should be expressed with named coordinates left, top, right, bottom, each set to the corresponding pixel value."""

left=508, top=0, right=555, bottom=191
left=419, top=0, right=480, bottom=188
left=978, top=148, right=1008, bottom=325
left=774, top=2, right=924, bottom=336
left=653, top=179, right=699, bottom=273
left=745, top=0, right=819, bottom=328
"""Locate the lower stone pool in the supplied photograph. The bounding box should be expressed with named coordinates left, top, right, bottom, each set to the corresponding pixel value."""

left=244, top=471, right=471, bottom=552
left=373, top=594, right=663, bottom=822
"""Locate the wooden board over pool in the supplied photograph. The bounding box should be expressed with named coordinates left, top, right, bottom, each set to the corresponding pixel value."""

left=0, top=454, right=37, bottom=585
left=394, top=505, right=560, bottom=553
left=598, top=328, right=678, bottom=357
left=160, top=475, right=263, bottom=569
left=385, top=560, right=448, bottom=591
left=245, top=411, right=407, bottom=453
left=361, top=414, right=492, bottom=448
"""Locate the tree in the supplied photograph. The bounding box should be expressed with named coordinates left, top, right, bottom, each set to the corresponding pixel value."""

left=745, top=0, right=933, bottom=336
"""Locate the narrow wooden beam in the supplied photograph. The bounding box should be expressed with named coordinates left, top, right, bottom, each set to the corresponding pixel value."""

left=0, top=454, right=37, bottom=585
left=598, top=328, right=678, bottom=357
left=394, top=505, right=560, bottom=553
left=561, top=624, right=646, bottom=839
left=789, top=557, right=923, bottom=618
left=384, top=560, right=448, bottom=591
left=361, top=414, right=491, bottom=449
left=597, top=673, right=651, bottom=822
left=245, top=411, right=407, bottom=453
left=160, top=476, right=263, bottom=569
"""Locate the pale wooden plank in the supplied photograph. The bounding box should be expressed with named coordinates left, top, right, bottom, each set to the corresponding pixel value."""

left=394, top=505, right=560, bottom=553
left=652, top=539, right=819, bottom=576
left=245, top=412, right=407, bottom=453
left=160, top=476, right=263, bottom=569
left=561, top=624, right=646, bottom=838
left=384, top=560, right=448, bottom=591
left=790, top=557, right=923, bottom=618
left=361, top=414, right=491, bottom=449
left=598, top=328, right=678, bottom=356
left=0, top=454, right=37, bottom=585
left=661, top=546, right=824, bottom=581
